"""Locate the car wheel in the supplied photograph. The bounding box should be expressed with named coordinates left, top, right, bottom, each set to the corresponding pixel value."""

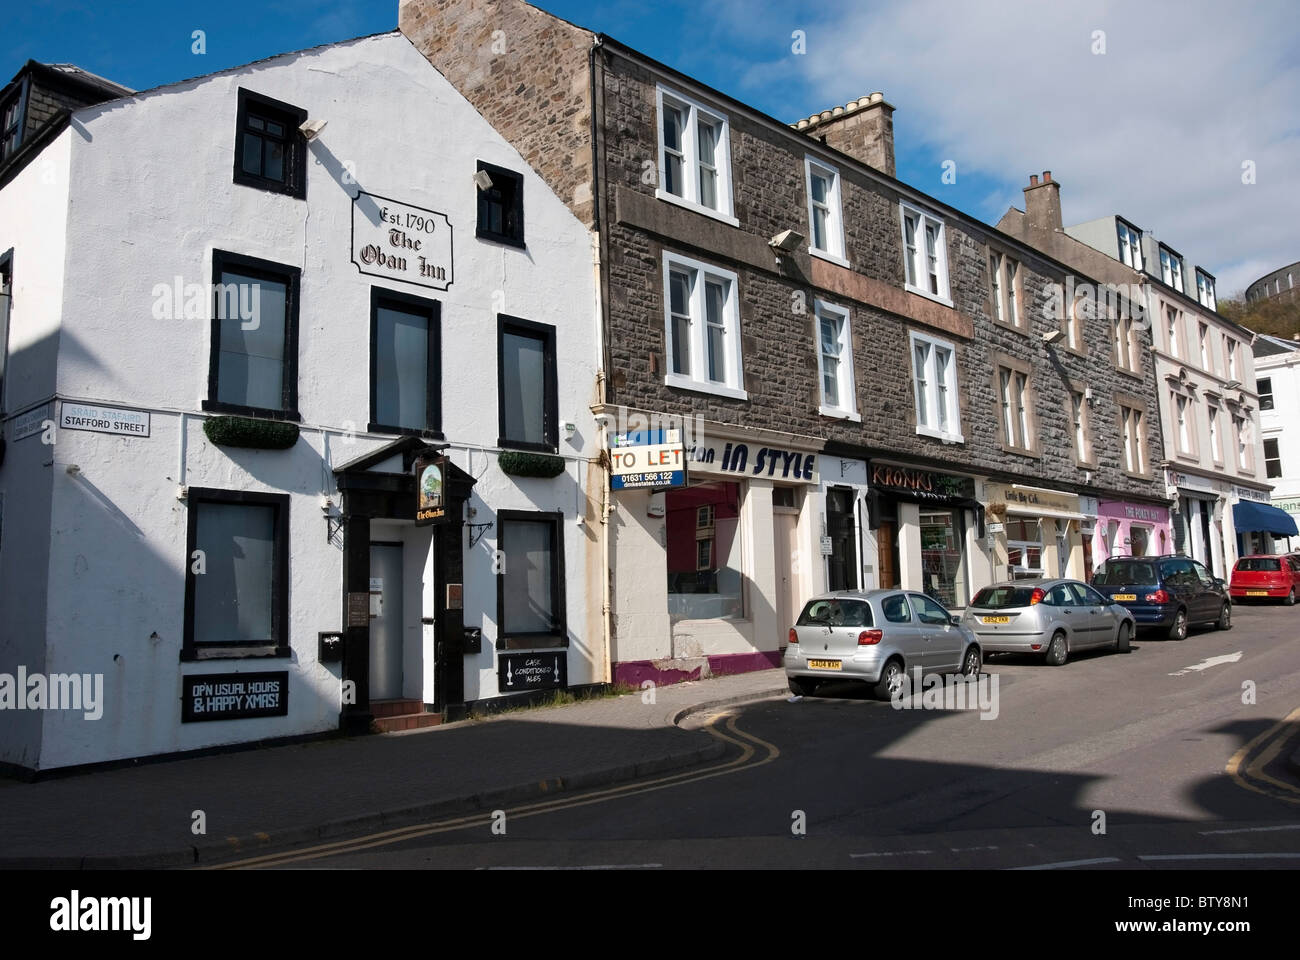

left=1114, top=621, right=1132, bottom=654
left=1216, top=603, right=1232, bottom=630
left=1044, top=632, right=1068, bottom=666
left=1285, top=589, right=1296, bottom=607
left=872, top=659, right=905, bottom=701
left=1168, top=607, right=1188, bottom=641
left=788, top=677, right=818, bottom=697
left=960, top=646, right=981, bottom=677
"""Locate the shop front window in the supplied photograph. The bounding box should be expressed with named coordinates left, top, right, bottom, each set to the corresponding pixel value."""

left=667, top=481, right=743, bottom=620
left=1129, top=524, right=1151, bottom=557
left=1005, top=517, right=1043, bottom=580
left=919, top=509, right=967, bottom=608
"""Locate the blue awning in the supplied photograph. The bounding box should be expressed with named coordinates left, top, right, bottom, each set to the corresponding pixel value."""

left=1233, top=500, right=1299, bottom=537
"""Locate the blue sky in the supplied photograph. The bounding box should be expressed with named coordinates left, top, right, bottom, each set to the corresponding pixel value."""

left=7, top=0, right=1298, bottom=295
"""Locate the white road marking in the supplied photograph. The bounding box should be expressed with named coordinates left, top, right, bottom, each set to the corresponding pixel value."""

left=849, top=849, right=935, bottom=859
left=1012, top=857, right=1121, bottom=870
left=1199, top=823, right=1300, bottom=835
left=1168, top=652, right=1243, bottom=677
left=1138, top=853, right=1300, bottom=861
left=479, top=863, right=663, bottom=870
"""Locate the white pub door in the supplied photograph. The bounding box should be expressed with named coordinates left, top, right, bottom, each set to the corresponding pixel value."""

left=369, top=542, right=404, bottom=701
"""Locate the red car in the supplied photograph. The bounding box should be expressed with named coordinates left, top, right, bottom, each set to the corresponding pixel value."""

left=1229, top=554, right=1300, bottom=604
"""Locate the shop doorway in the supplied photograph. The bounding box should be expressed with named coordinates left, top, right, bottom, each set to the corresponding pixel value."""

left=369, top=542, right=405, bottom=701
left=877, top=522, right=898, bottom=588
left=773, top=506, right=799, bottom=633
left=825, top=486, right=857, bottom=591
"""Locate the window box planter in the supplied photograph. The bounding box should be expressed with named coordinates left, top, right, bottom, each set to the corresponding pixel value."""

left=203, top=415, right=299, bottom=450
left=499, top=450, right=565, bottom=479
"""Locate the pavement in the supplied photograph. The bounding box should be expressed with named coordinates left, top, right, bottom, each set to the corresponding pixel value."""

left=0, top=669, right=788, bottom=868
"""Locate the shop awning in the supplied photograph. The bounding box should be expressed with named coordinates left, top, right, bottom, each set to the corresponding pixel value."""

left=1233, top=500, right=1299, bottom=537
left=1005, top=504, right=1087, bottom=522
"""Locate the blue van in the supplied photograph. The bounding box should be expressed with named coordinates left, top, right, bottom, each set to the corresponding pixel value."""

left=1091, top=555, right=1231, bottom=640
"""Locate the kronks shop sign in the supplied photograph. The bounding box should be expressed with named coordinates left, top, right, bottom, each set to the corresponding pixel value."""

left=352, top=192, right=453, bottom=290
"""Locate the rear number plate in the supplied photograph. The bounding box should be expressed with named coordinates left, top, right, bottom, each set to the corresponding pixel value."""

left=1114, top=594, right=1137, bottom=601
left=807, top=659, right=841, bottom=670
left=1247, top=590, right=1268, bottom=596
left=981, top=616, right=1010, bottom=624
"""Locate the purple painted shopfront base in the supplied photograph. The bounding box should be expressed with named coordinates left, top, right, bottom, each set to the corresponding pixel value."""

left=612, top=651, right=782, bottom=689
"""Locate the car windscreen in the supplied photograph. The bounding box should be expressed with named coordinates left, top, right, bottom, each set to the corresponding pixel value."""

left=796, top=598, right=873, bottom=627
left=1237, top=557, right=1281, bottom=572
left=970, top=586, right=1036, bottom=609
left=1093, top=560, right=1157, bottom=585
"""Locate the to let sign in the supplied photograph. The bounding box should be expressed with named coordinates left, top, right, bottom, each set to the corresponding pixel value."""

left=610, top=429, right=685, bottom=490
left=498, top=652, right=566, bottom=692
left=182, top=671, right=288, bottom=722
left=352, top=192, right=453, bottom=290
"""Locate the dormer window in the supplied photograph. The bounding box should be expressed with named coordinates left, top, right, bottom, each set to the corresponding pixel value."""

left=0, top=79, right=26, bottom=162
left=1159, top=245, right=1183, bottom=291
left=233, top=88, right=307, bottom=199
left=1196, top=269, right=1217, bottom=310
left=1117, top=220, right=1143, bottom=270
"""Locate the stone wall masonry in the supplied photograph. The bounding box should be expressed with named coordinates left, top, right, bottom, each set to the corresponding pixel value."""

left=599, top=49, right=1167, bottom=503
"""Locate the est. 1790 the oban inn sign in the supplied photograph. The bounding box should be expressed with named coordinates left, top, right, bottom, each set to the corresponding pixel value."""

left=352, top=191, right=453, bottom=291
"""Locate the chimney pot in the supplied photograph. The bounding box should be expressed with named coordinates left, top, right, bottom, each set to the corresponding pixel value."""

left=1043, top=170, right=1052, bottom=182
left=1029, top=174, right=1039, bottom=186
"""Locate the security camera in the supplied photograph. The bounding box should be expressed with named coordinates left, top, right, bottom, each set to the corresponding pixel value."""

left=769, top=230, right=805, bottom=253
left=1041, top=329, right=1063, bottom=345
left=298, top=118, right=328, bottom=140
left=473, top=169, right=494, bottom=191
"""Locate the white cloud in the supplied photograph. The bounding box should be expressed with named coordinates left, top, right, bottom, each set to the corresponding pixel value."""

left=719, top=0, right=1300, bottom=298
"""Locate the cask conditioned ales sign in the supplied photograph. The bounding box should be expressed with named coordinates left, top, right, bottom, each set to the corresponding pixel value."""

left=352, top=192, right=453, bottom=290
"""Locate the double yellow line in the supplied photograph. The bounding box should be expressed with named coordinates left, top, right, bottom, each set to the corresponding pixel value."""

left=1226, top=705, right=1300, bottom=805
left=208, top=710, right=780, bottom=869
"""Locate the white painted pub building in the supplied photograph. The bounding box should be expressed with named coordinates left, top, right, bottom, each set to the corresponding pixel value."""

left=0, top=32, right=603, bottom=772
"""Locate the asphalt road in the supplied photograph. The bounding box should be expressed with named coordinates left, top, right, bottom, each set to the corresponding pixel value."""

left=227, top=602, right=1300, bottom=870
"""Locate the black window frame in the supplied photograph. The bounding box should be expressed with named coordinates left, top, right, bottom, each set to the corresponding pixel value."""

left=495, top=510, right=567, bottom=650
left=368, top=286, right=444, bottom=438
left=182, top=487, right=291, bottom=662
left=204, top=249, right=301, bottom=421
left=233, top=87, right=308, bottom=199
left=1264, top=437, right=1282, bottom=479
left=0, top=248, right=12, bottom=415
left=0, top=78, right=28, bottom=163
left=497, top=314, right=557, bottom=452
left=476, top=160, right=525, bottom=248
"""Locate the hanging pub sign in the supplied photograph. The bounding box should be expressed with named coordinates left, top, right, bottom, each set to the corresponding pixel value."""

left=351, top=192, right=453, bottom=291
left=498, top=652, right=567, bottom=692
left=414, top=454, right=448, bottom=525
left=181, top=671, right=288, bottom=723
left=609, top=428, right=686, bottom=490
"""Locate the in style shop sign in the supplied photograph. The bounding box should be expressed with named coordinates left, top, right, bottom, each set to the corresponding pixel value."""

left=689, top=435, right=819, bottom=484
left=610, top=429, right=686, bottom=490
left=352, top=192, right=453, bottom=290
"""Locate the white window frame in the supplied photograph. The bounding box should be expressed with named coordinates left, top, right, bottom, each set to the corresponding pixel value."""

left=1070, top=389, right=1091, bottom=464
left=1198, top=322, right=1210, bottom=370
left=814, top=300, right=859, bottom=421
left=1165, top=304, right=1181, bottom=358
left=1159, top=247, right=1183, bottom=291
left=990, top=252, right=1022, bottom=328
left=1173, top=392, right=1194, bottom=455
left=1117, top=221, right=1143, bottom=270
left=661, top=251, right=746, bottom=400
left=655, top=85, right=737, bottom=226
left=1208, top=404, right=1223, bottom=463
left=804, top=156, right=848, bottom=267
left=998, top=365, right=1033, bottom=452
left=1196, top=269, right=1217, bottom=310
left=900, top=201, right=952, bottom=305
left=1226, top=337, right=1238, bottom=379
left=909, top=330, right=962, bottom=443
left=1235, top=415, right=1252, bottom=471
left=1121, top=405, right=1146, bottom=475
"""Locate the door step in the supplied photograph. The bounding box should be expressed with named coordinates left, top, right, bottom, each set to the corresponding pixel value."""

left=369, top=699, right=443, bottom=733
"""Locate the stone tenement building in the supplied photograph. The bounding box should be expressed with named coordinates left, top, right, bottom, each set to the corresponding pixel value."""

left=402, top=0, right=1171, bottom=685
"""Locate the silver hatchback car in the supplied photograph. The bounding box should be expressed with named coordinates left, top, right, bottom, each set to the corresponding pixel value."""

left=784, top=590, right=982, bottom=700
left=961, top=579, right=1135, bottom=666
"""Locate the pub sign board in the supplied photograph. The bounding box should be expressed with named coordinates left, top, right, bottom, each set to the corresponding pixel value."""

left=498, top=652, right=566, bottom=692
left=414, top=454, right=448, bottom=525
left=351, top=192, right=453, bottom=291
left=182, top=671, right=288, bottom=722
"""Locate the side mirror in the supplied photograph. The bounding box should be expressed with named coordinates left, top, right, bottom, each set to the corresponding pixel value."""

left=1214, top=578, right=1226, bottom=589
left=949, top=615, right=961, bottom=627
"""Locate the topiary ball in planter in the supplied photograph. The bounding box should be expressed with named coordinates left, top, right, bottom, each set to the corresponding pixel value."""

left=498, top=450, right=565, bottom=479
left=203, top=415, right=299, bottom=450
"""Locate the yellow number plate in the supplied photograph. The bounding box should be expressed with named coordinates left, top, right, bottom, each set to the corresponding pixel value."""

left=1247, top=590, right=1268, bottom=596
left=981, top=616, right=1010, bottom=624
left=807, top=659, right=841, bottom=670
left=1114, top=594, right=1137, bottom=601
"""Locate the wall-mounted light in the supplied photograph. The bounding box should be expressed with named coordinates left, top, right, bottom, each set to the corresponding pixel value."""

left=769, top=229, right=804, bottom=253
left=473, top=169, right=494, bottom=191
left=1041, top=329, right=1063, bottom=346
left=1223, top=379, right=1242, bottom=390
left=298, top=118, right=328, bottom=140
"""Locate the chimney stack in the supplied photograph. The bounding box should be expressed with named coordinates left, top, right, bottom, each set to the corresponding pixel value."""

left=793, top=93, right=896, bottom=177
left=1024, top=169, right=1062, bottom=235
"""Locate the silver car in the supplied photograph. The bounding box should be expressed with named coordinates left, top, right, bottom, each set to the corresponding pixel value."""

left=784, top=590, right=982, bottom=700
left=961, top=579, right=1135, bottom=666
